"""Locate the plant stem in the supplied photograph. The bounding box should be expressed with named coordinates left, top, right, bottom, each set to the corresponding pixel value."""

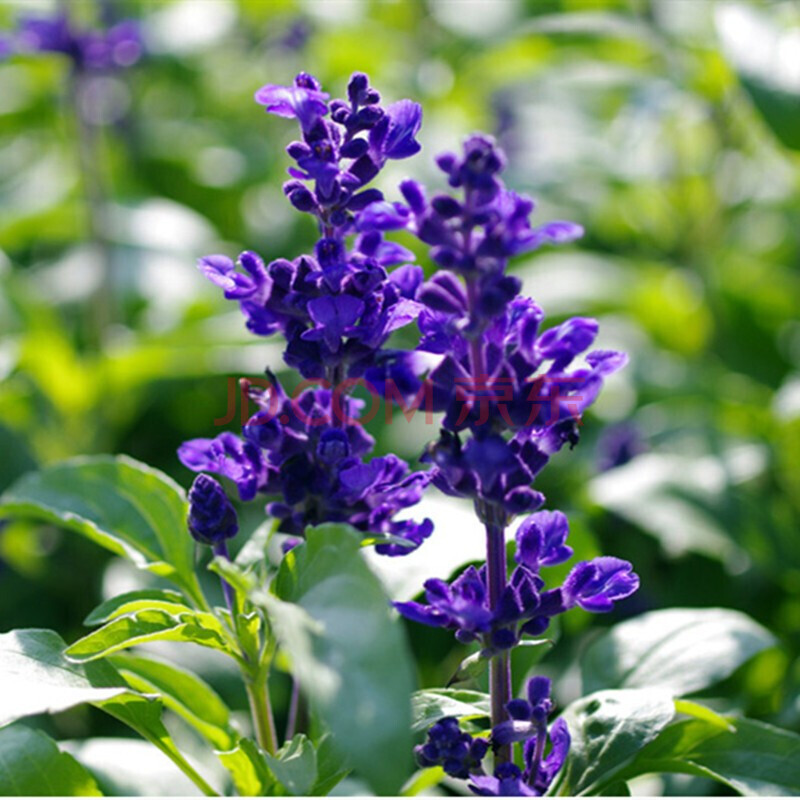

left=246, top=678, right=279, bottom=755
left=284, top=675, right=301, bottom=741
left=212, top=541, right=236, bottom=615
left=484, top=512, right=512, bottom=766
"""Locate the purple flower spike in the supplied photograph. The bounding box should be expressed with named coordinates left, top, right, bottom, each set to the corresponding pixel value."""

left=563, top=556, right=639, bottom=613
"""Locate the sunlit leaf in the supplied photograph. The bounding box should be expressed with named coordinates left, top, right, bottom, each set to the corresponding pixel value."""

left=554, top=688, right=675, bottom=795
left=110, top=652, right=237, bottom=750
left=619, top=717, right=800, bottom=795
left=411, top=688, right=491, bottom=733
left=0, top=456, right=204, bottom=605
left=65, top=608, right=237, bottom=663
left=0, top=725, right=102, bottom=796
left=582, top=607, right=775, bottom=696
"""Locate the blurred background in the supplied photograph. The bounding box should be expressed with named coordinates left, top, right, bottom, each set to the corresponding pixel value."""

left=1, top=0, right=799, bottom=794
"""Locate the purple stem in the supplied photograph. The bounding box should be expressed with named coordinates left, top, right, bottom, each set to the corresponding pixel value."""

left=212, top=541, right=236, bottom=616
left=285, top=675, right=301, bottom=741
left=464, top=265, right=513, bottom=764
left=485, top=513, right=512, bottom=765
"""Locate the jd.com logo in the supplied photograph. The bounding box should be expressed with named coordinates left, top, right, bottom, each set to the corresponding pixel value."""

left=214, top=376, right=585, bottom=429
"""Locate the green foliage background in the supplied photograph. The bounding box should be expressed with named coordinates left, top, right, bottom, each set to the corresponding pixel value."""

left=1, top=0, right=799, bottom=794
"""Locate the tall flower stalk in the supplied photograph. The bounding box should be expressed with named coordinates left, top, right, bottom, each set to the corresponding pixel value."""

left=363, top=134, right=640, bottom=788
left=180, top=69, right=638, bottom=792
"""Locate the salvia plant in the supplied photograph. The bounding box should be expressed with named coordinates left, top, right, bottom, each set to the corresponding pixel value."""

left=1, top=70, right=798, bottom=798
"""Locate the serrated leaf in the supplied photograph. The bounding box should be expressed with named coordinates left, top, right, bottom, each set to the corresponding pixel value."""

left=264, top=734, right=318, bottom=796
left=619, top=717, right=800, bottom=795
left=65, top=608, right=236, bottom=663
left=555, top=688, right=675, bottom=795
left=257, top=522, right=415, bottom=795
left=0, top=725, right=102, bottom=796
left=581, top=608, right=775, bottom=696
left=85, top=589, right=193, bottom=626
left=110, top=653, right=236, bottom=750
left=411, top=689, right=491, bottom=733
left=0, top=456, right=204, bottom=604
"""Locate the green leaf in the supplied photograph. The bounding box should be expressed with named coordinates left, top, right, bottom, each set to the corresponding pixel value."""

left=597, top=781, right=631, bottom=796
left=674, top=699, right=735, bottom=732
left=217, top=739, right=277, bottom=796
left=264, top=734, right=318, bottom=796
left=258, top=522, right=415, bottom=795
left=85, top=589, right=193, bottom=626
left=110, top=652, right=236, bottom=750
left=411, top=689, right=491, bottom=733
left=582, top=608, right=775, bottom=696
left=0, top=725, right=102, bottom=796
left=96, top=692, right=219, bottom=796
left=555, top=688, right=675, bottom=795
left=311, top=733, right=350, bottom=796
left=65, top=609, right=237, bottom=663
left=0, top=456, right=204, bottom=605
left=0, top=628, right=131, bottom=727
left=0, top=628, right=218, bottom=796
left=208, top=555, right=256, bottom=597
left=620, top=718, right=800, bottom=795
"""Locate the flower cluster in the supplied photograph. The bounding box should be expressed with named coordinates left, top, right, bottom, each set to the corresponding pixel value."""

left=258, top=72, right=421, bottom=232
left=180, top=378, right=432, bottom=555
left=396, top=510, right=638, bottom=650
left=201, top=72, right=424, bottom=383
left=414, top=717, right=488, bottom=779
left=414, top=678, right=569, bottom=796
left=184, top=72, right=433, bottom=556
left=472, top=678, right=570, bottom=796
left=7, top=10, right=142, bottom=70
left=199, top=243, right=421, bottom=382
left=356, top=134, right=626, bottom=518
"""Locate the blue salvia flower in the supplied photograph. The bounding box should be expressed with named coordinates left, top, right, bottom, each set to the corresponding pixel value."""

left=358, top=135, right=625, bottom=516
left=187, top=474, right=239, bottom=546
left=477, top=677, right=570, bottom=796
left=181, top=72, right=434, bottom=555
left=179, top=379, right=432, bottom=556
left=395, top=509, right=638, bottom=650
